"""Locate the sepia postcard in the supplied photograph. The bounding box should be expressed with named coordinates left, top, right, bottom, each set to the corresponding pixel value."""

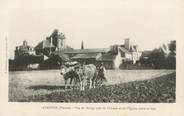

left=0, top=0, right=184, bottom=116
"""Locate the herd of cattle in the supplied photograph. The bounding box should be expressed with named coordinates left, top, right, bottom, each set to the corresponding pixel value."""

left=60, top=62, right=107, bottom=91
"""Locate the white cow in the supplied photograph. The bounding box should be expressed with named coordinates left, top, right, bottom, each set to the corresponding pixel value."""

left=76, top=64, right=97, bottom=91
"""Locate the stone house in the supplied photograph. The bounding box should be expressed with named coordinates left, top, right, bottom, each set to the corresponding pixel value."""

left=14, top=40, right=35, bottom=59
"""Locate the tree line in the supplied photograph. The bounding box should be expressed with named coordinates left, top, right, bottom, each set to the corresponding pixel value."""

left=140, top=40, right=176, bottom=69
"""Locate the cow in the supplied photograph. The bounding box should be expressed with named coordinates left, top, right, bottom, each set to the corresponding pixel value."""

left=76, top=64, right=97, bottom=91
left=60, top=66, right=80, bottom=89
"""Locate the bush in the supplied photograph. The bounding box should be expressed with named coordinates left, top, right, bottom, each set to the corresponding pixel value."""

left=141, top=40, right=176, bottom=69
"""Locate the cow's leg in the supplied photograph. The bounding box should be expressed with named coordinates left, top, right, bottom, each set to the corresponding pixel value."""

left=64, top=79, right=67, bottom=89
left=72, top=78, right=75, bottom=89
left=80, top=76, right=85, bottom=91
left=89, top=79, right=92, bottom=89
left=73, top=78, right=77, bottom=89
left=80, top=82, right=82, bottom=91
left=92, top=74, right=97, bottom=88
left=80, top=79, right=83, bottom=91
left=70, top=78, right=75, bottom=89
left=79, top=76, right=85, bottom=91
left=75, top=78, right=80, bottom=89
left=79, top=76, right=82, bottom=91
left=92, top=79, right=95, bottom=88
left=82, top=81, right=85, bottom=91
left=77, top=77, right=81, bottom=89
left=83, top=80, right=85, bottom=91
left=80, top=81, right=84, bottom=91
left=85, top=77, right=89, bottom=90
left=81, top=79, right=85, bottom=91
left=93, top=78, right=97, bottom=88
left=93, top=72, right=99, bottom=88
left=100, top=77, right=103, bottom=86
left=86, top=78, right=91, bottom=89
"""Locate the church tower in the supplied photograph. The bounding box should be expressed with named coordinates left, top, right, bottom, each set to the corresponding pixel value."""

left=50, top=29, right=66, bottom=51
left=81, top=40, right=84, bottom=49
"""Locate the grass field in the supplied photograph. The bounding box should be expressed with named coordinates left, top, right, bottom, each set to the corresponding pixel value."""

left=9, top=70, right=175, bottom=102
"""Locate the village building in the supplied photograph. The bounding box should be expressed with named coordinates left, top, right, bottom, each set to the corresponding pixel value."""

left=14, top=40, right=35, bottom=59
left=11, top=29, right=142, bottom=70
left=65, top=48, right=109, bottom=65
left=119, top=38, right=142, bottom=64
left=97, top=52, right=121, bottom=69
left=50, top=38, right=142, bottom=69
left=34, top=39, right=56, bottom=56
left=11, top=41, right=44, bottom=70
left=52, top=48, right=110, bottom=68
left=72, top=53, right=101, bottom=64
left=35, top=29, right=73, bottom=56
left=96, top=39, right=142, bottom=69
left=39, top=38, right=142, bottom=69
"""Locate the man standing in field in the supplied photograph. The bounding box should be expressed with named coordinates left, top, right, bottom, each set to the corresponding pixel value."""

left=96, top=63, right=107, bottom=86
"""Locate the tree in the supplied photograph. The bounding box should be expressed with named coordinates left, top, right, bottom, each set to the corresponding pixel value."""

left=166, top=40, right=176, bottom=69
left=146, top=40, right=176, bottom=69
left=169, top=40, right=176, bottom=53
left=148, top=48, right=166, bottom=69
left=50, top=29, right=59, bottom=38
left=50, top=29, right=66, bottom=47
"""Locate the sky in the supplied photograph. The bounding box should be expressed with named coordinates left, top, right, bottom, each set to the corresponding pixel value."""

left=0, top=0, right=177, bottom=59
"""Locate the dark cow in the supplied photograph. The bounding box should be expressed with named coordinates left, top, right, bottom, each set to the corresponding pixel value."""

left=60, top=66, right=80, bottom=89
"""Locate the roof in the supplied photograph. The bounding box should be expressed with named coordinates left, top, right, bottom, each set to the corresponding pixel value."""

left=18, top=45, right=29, bottom=51
left=119, top=44, right=138, bottom=52
left=52, top=51, right=69, bottom=61
left=65, top=45, right=74, bottom=50
left=35, top=40, right=55, bottom=49
left=72, top=53, right=101, bottom=60
left=17, top=45, right=34, bottom=51
left=63, top=48, right=110, bottom=54
left=35, top=42, right=43, bottom=49
left=141, top=50, right=152, bottom=57
left=119, top=47, right=131, bottom=54
left=97, top=53, right=116, bottom=61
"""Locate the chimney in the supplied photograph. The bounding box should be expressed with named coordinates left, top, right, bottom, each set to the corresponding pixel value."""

left=124, top=38, right=130, bottom=50
left=23, top=40, right=27, bottom=46
left=16, top=46, right=19, bottom=50
left=134, top=45, right=138, bottom=52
